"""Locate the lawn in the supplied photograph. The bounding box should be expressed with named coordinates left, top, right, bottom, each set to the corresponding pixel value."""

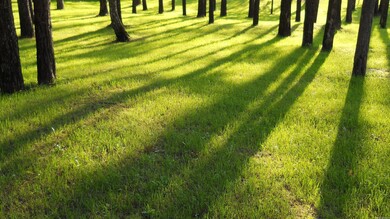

left=0, top=0, right=389, bottom=218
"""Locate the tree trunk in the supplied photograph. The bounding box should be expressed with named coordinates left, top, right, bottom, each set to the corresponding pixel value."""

left=313, top=0, right=319, bottom=22
left=0, top=0, right=24, bottom=93
left=209, top=0, right=214, bottom=23
left=352, top=0, right=356, bottom=10
left=108, top=0, right=130, bottom=42
left=271, top=0, right=274, bottom=14
left=302, top=0, right=315, bottom=46
left=117, top=0, right=122, bottom=22
left=57, top=0, right=64, bottom=9
left=220, top=0, right=226, bottom=16
left=253, top=0, right=260, bottom=25
left=172, top=0, right=175, bottom=10
left=17, top=0, right=34, bottom=38
left=32, top=0, right=56, bottom=85
left=334, top=0, right=342, bottom=29
left=142, top=0, right=147, bottom=10
left=132, top=0, right=137, bottom=13
left=346, top=0, right=354, bottom=23
left=322, top=0, right=338, bottom=51
left=182, top=0, right=186, bottom=15
left=374, top=0, right=380, bottom=15
left=379, top=0, right=388, bottom=28
left=99, top=0, right=108, bottom=16
left=296, top=0, right=301, bottom=22
left=278, top=0, right=292, bottom=36
left=159, top=0, right=164, bottom=13
left=248, top=0, right=254, bottom=18
left=352, top=0, right=375, bottom=76
left=197, top=0, right=206, bottom=17
left=28, top=0, right=34, bottom=22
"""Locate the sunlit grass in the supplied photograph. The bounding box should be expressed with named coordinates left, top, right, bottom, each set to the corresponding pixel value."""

left=1, top=0, right=389, bottom=218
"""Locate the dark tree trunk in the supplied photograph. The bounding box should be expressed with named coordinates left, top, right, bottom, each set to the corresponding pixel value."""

left=108, top=0, right=130, bottom=42
left=248, top=0, right=254, bottom=18
left=346, top=0, right=354, bottom=23
left=197, top=0, right=206, bottom=17
left=182, top=0, right=186, bottom=15
left=172, top=0, right=175, bottom=10
left=213, top=0, right=216, bottom=11
left=296, top=0, right=301, bottom=22
left=99, top=0, right=108, bottom=16
left=220, top=0, right=226, bottom=16
left=132, top=0, right=137, bottom=13
left=374, top=0, right=380, bottom=15
left=352, top=0, right=356, bottom=10
left=253, top=0, right=260, bottom=25
left=117, top=0, right=122, bottom=22
left=57, top=0, right=64, bottom=9
left=17, top=0, right=34, bottom=38
left=0, top=0, right=24, bottom=93
left=32, top=0, right=56, bottom=85
left=159, top=0, right=164, bottom=13
left=271, top=0, right=274, bottom=14
left=142, top=0, right=147, bottom=10
left=28, top=0, right=34, bottom=22
left=352, top=0, right=375, bottom=76
left=313, top=0, right=319, bottom=22
left=302, top=0, right=315, bottom=46
left=322, top=0, right=338, bottom=51
left=379, top=0, right=388, bottom=28
left=334, top=0, right=342, bottom=29
left=278, top=0, right=292, bottom=36
left=209, top=0, right=214, bottom=23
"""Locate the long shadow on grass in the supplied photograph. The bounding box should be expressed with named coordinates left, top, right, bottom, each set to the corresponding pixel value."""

left=318, top=76, right=365, bottom=218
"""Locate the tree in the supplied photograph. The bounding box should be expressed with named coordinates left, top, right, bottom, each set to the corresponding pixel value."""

left=117, top=0, right=122, bottom=22
left=374, top=0, right=380, bottom=15
left=278, top=0, right=292, bottom=36
left=209, top=0, right=214, bottom=23
left=379, top=0, right=389, bottom=28
left=220, top=0, right=227, bottom=16
left=28, top=0, right=34, bottom=21
left=248, top=0, right=254, bottom=18
left=98, top=0, right=108, bottom=16
left=296, top=0, right=301, bottom=22
left=334, top=0, right=342, bottom=29
left=159, top=0, right=164, bottom=13
left=253, top=0, right=260, bottom=26
left=57, top=0, right=64, bottom=10
left=0, top=0, right=24, bottom=93
left=322, top=0, right=339, bottom=51
left=108, top=0, right=130, bottom=42
left=172, top=0, right=175, bottom=11
left=142, top=0, right=147, bottom=10
left=132, top=0, right=137, bottom=13
left=17, top=0, right=34, bottom=38
left=182, top=0, right=186, bottom=15
left=197, top=0, right=206, bottom=17
left=346, top=0, right=354, bottom=23
left=270, top=0, right=274, bottom=14
left=302, top=0, right=315, bottom=46
left=352, top=0, right=376, bottom=76
left=33, top=0, right=56, bottom=85
left=313, top=0, right=320, bottom=23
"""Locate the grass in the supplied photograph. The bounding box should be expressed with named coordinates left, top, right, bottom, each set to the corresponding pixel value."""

left=1, top=0, right=389, bottom=218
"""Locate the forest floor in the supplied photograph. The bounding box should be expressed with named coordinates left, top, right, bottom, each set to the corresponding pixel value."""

left=1, top=0, right=389, bottom=218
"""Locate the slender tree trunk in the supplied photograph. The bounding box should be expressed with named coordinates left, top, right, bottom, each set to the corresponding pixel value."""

left=32, top=0, right=56, bottom=85
left=142, top=0, right=147, bottom=10
left=57, top=0, right=64, bottom=9
left=117, top=0, right=122, bottom=22
left=322, top=0, right=338, bottom=51
left=0, top=0, right=24, bottom=93
left=313, top=0, right=319, bottom=23
left=248, top=0, right=254, bottom=18
left=197, top=0, right=206, bottom=17
left=213, top=0, right=216, bottom=11
left=352, top=0, right=375, bottom=76
left=28, top=0, right=34, bottom=22
left=221, top=0, right=227, bottom=16
left=302, top=0, right=315, bottom=46
left=132, top=0, right=137, bottom=13
left=159, top=0, right=164, bottom=13
left=209, top=0, right=214, bottom=23
left=99, top=0, right=108, bottom=16
left=352, top=0, right=356, bottom=10
left=253, top=0, right=260, bottom=25
left=346, top=0, right=354, bottom=23
left=172, top=0, right=175, bottom=10
left=296, top=0, right=301, bottom=22
left=182, top=0, right=186, bottom=15
left=278, top=0, right=292, bottom=36
left=108, top=0, right=130, bottom=42
left=334, top=0, right=342, bottom=29
left=374, top=0, right=380, bottom=15
left=17, top=0, right=34, bottom=38
left=379, top=0, right=388, bottom=28
left=271, top=0, right=274, bottom=14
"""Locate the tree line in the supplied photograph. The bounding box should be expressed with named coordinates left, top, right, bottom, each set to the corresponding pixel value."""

left=0, top=0, right=389, bottom=94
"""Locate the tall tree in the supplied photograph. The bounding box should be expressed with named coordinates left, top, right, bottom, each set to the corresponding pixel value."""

left=253, top=0, right=260, bottom=25
left=374, top=0, right=380, bottom=15
left=132, top=0, right=137, bottom=13
left=379, top=0, right=388, bottom=28
left=346, top=0, right=354, bottom=23
left=172, top=0, right=175, bottom=10
left=197, top=0, right=206, bottom=17
left=17, top=0, right=34, bottom=38
left=182, top=0, right=186, bottom=15
left=334, top=0, right=342, bottom=29
left=0, top=0, right=24, bottom=93
left=32, top=0, right=56, bottom=84
left=313, top=0, right=320, bottom=23
left=296, top=0, right=301, bottom=22
left=302, top=0, right=315, bottom=46
left=278, top=0, right=292, bottom=36
left=220, top=0, right=227, bottom=16
left=28, top=0, right=34, bottom=21
left=117, top=0, right=122, bottom=22
left=322, top=0, right=338, bottom=51
left=248, top=0, right=254, bottom=18
left=159, top=0, right=164, bottom=13
left=352, top=0, right=375, bottom=76
left=142, top=0, right=147, bottom=10
left=209, top=0, right=214, bottom=23
left=98, top=0, right=108, bottom=16
left=108, top=0, right=130, bottom=42
left=57, top=0, right=64, bottom=9
left=270, top=0, right=274, bottom=14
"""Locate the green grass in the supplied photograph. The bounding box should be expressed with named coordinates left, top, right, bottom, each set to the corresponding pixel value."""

left=1, top=0, right=389, bottom=218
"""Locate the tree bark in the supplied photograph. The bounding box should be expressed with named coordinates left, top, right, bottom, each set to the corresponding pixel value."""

left=209, top=0, right=214, bottom=23
left=17, top=0, right=34, bottom=38
left=351, top=0, right=356, bottom=10
left=172, top=0, right=175, bottom=10
left=346, top=0, right=354, bottom=23
left=374, top=0, right=380, bottom=15
left=197, top=0, right=206, bottom=17
left=142, top=0, right=147, bottom=10
left=334, top=0, right=342, bottom=29
left=248, top=0, right=254, bottom=18
left=220, top=0, right=226, bottom=16
left=313, top=0, right=319, bottom=22
left=182, top=0, right=186, bottom=15
left=379, top=0, right=388, bottom=28
left=278, top=0, right=292, bottom=36
left=296, top=0, right=301, bottom=22
left=28, top=0, right=34, bottom=22
left=352, top=0, right=375, bottom=76
left=302, top=0, right=315, bottom=46
left=0, top=0, right=24, bottom=93
left=271, top=0, right=274, bottom=14
left=253, top=0, right=260, bottom=25
left=132, top=0, right=137, bottom=13
left=322, top=0, right=338, bottom=51
left=159, top=0, right=164, bottom=13
left=99, top=0, right=108, bottom=16
left=108, top=0, right=130, bottom=42
left=117, top=0, right=122, bottom=22
left=32, top=0, right=56, bottom=85
left=57, top=0, right=64, bottom=10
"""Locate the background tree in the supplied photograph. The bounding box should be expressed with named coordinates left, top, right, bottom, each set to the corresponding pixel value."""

left=142, top=0, right=147, bottom=10
left=295, top=0, right=301, bottom=22
left=98, top=0, right=108, bottom=16
left=322, top=0, right=338, bottom=51
left=197, top=0, right=206, bottom=17
left=379, top=0, right=388, bottom=28
left=132, top=0, right=137, bottom=13
left=209, top=0, right=214, bottom=23
left=346, top=0, right=354, bottom=23
left=159, top=0, right=164, bottom=13
left=57, top=0, right=64, bottom=10
left=270, top=0, right=274, bottom=14
left=182, top=0, right=186, bottom=15
left=253, top=0, right=260, bottom=25
left=302, top=0, right=315, bottom=46
left=313, top=0, right=320, bottom=22
left=374, top=0, right=380, bottom=15
left=32, top=0, right=56, bottom=84
left=172, top=0, right=175, bottom=11
left=17, top=0, right=34, bottom=38
left=334, top=0, right=342, bottom=29
left=278, top=0, right=292, bottom=36
left=220, top=0, right=227, bottom=16
left=108, top=0, right=130, bottom=42
left=248, top=0, right=254, bottom=18
left=0, top=0, right=24, bottom=93
left=352, top=0, right=376, bottom=76
left=28, top=0, right=34, bottom=21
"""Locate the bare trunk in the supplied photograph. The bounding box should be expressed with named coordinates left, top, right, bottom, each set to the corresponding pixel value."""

left=302, top=0, right=315, bottom=46
left=278, top=0, right=292, bottom=36
left=253, top=0, right=260, bottom=25
left=182, top=0, right=186, bottom=15
left=108, top=0, right=130, bottom=42
left=142, top=0, right=147, bottom=10
left=248, top=0, right=254, bottom=18
left=159, top=0, right=164, bottom=13
left=322, top=0, right=338, bottom=51
left=296, top=0, right=301, bottom=22
left=99, top=0, right=108, bottom=16
left=379, top=0, right=388, bottom=28
left=197, top=0, right=206, bottom=17
left=220, top=0, right=226, bottom=16
left=346, top=0, right=354, bottom=23
left=57, top=0, right=64, bottom=10
left=17, top=0, right=34, bottom=38
left=209, top=0, right=214, bottom=23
